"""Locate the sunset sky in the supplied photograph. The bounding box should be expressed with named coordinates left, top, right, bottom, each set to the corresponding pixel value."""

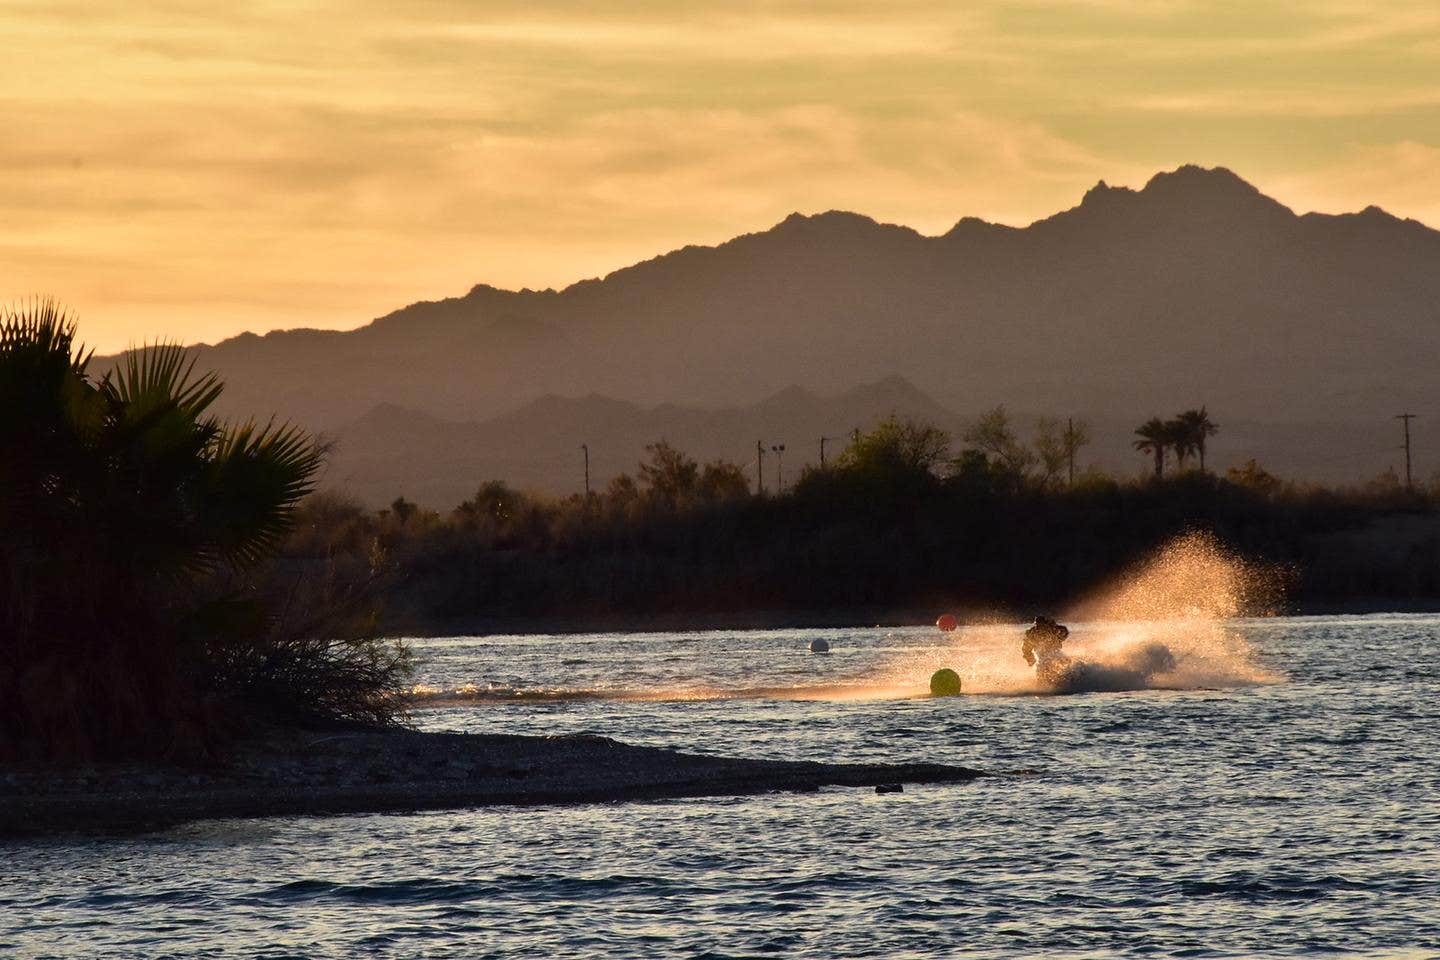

left=5, top=0, right=1440, bottom=352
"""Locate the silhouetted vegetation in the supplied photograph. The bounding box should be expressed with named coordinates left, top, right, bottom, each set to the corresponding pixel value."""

left=1134, top=408, right=1221, bottom=478
left=280, top=415, right=1440, bottom=635
left=1176, top=407, right=1219, bottom=472
left=1133, top=417, right=1171, bottom=479
left=0, top=305, right=408, bottom=762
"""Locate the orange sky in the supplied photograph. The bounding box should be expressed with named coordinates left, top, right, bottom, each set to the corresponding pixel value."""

left=5, top=1, right=1440, bottom=352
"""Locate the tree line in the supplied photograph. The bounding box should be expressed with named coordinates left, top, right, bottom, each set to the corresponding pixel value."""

left=289, top=406, right=1440, bottom=640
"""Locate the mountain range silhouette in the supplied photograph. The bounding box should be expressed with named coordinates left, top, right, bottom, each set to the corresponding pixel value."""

left=104, top=165, right=1440, bottom=503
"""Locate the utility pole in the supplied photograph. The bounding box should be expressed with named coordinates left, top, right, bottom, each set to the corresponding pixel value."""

left=771, top=444, right=786, bottom=492
left=1067, top=417, right=1075, bottom=487
left=580, top=443, right=590, bottom=497
left=1396, top=413, right=1417, bottom=488
left=756, top=440, right=765, bottom=495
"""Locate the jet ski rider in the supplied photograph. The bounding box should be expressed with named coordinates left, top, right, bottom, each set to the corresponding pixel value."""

left=1022, top=616, right=1070, bottom=670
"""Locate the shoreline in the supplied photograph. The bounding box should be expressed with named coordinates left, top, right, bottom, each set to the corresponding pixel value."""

left=388, top=599, right=1440, bottom=638
left=0, top=727, right=988, bottom=837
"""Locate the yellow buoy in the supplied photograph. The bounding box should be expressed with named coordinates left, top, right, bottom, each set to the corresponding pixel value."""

left=930, top=668, right=962, bottom=696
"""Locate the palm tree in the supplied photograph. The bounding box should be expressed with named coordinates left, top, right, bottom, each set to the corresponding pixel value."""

left=1, top=301, right=325, bottom=760
left=1166, top=417, right=1196, bottom=471
left=1133, top=417, right=1169, bottom=479
left=1177, top=407, right=1219, bottom=472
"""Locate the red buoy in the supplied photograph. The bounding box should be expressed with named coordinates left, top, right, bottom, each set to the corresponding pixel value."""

left=936, top=613, right=958, bottom=633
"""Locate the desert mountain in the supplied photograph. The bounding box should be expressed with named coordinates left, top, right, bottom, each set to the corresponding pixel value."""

left=105, top=165, right=1440, bottom=487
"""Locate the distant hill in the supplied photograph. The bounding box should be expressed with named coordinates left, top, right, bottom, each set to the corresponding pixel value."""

left=323, top=376, right=960, bottom=507
left=104, top=164, right=1440, bottom=487
left=324, top=381, right=1417, bottom=508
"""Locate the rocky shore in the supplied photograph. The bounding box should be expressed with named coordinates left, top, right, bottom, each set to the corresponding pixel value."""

left=0, top=727, right=988, bottom=836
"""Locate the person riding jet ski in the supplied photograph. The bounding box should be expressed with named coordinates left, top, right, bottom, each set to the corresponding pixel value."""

left=1022, top=616, right=1072, bottom=683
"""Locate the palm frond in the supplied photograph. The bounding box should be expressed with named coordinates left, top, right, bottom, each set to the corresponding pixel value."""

left=198, top=418, right=326, bottom=568
left=0, top=298, right=84, bottom=365
left=104, top=342, right=224, bottom=425
left=0, top=299, right=101, bottom=511
left=1132, top=417, right=1168, bottom=451
left=0, top=299, right=92, bottom=405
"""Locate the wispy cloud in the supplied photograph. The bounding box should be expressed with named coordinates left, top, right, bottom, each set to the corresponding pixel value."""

left=1123, top=89, right=1440, bottom=117
left=395, top=14, right=980, bottom=60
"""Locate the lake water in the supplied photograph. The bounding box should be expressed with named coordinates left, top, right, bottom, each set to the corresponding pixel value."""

left=3, top=615, right=1438, bottom=958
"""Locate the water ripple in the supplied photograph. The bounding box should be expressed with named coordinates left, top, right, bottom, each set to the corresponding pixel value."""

left=5, top=618, right=1440, bottom=957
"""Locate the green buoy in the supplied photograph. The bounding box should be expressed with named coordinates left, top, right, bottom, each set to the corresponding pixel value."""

left=930, top=668, right=962, bottom=697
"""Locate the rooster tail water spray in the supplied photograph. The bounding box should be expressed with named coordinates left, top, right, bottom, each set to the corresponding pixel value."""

left=912, top=532, right=1288, bottom=695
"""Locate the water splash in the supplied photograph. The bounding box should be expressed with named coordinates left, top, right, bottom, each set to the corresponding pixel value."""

left=943, top=533, right=1284, bottom=694
left=405, top=533, right=1286, bottom=706
left=1073, top=530, right=1287, bottom=624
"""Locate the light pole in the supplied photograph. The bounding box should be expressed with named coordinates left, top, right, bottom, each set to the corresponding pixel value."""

left=1395, top=413, right=1417, bottom=489
left=581, top=443, right=590, bottom=497
left=771, top=443, right=786, bottom=492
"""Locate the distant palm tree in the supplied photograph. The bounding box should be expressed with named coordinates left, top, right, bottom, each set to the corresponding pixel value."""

left=1177, top=407, right=1219, bottom=472
left=1134, top=417, right=1169, bottom=479
left=1166, top=418, right=1196, bottom=471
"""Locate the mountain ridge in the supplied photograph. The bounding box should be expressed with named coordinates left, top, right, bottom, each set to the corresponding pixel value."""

left=186, top=164, right=1431, bottom=353
left=95, top=164, right=1440, bottom=487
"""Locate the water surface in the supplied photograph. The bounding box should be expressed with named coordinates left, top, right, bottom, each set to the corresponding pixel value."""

left=3, top=616, right=1438, bottom=958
